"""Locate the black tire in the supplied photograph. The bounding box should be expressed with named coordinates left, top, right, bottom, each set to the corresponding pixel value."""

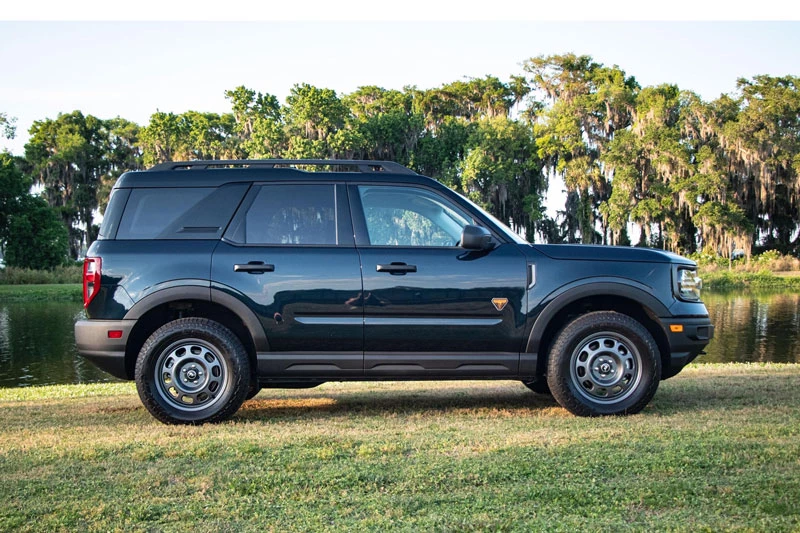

left=135, top=318, right=251, bottom=424
left=522, top=379, right=551, bottom=395
left=546, top=311, right=661, bottom=416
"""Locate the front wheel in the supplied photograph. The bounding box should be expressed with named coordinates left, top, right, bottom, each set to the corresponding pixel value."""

left=547, top=311, right=661, bottom=416
left=135, top=318, right=251, bottom=424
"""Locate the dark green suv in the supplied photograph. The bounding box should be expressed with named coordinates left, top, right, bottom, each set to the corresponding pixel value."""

left=74, top=159, right=713, bottom=424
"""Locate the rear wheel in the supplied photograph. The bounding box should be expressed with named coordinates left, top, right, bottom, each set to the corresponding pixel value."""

left=547, top=311, right=661, bottom=416
left=135, top=318, right=250, bottom=424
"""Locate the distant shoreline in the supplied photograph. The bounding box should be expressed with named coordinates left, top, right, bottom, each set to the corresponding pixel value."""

left=0, top=283, right=82, bottom=302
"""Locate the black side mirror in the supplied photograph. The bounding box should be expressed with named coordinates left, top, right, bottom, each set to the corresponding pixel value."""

left=460, top=225, right=493, bottom=250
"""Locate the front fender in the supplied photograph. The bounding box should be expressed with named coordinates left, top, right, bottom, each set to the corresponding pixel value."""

left=525, top=278, right=671, bottom=354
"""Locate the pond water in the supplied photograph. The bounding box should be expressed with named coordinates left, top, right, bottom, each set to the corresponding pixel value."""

left=1, top=290, right=799, bottom=387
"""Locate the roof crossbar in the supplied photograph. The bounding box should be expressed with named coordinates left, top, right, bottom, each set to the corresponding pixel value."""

left=148, top=159, right=417, bottom=175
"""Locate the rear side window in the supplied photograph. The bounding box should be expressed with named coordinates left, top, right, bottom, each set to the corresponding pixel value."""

left=97, top=188, right=130, bottom=240
left=116, top=184, right=249, bottom=240
left=226, top=184, right=336, bottom=245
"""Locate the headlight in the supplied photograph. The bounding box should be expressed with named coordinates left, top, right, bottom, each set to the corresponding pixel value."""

left=676, top=267, right=702, bottom=301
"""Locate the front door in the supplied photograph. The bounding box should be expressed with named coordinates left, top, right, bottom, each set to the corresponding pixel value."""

left=211, top=182, right=363, bottom=379
left=350, top=184, right=528, bottom=378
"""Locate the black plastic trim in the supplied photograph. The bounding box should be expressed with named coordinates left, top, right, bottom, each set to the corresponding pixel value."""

left=525, top=280, right=671, bottom=354
left=149, top=159, right=417, bottom=175
left=74, top=319, right=137, bottom=379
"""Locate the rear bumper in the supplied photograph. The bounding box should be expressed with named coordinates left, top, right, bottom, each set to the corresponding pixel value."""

left=661, top=316, right=715, bottom=379
left=74, top=319, right=137, bottom=380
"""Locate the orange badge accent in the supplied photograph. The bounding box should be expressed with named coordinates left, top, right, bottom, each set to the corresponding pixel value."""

left=492, top=298, right=508, bottom=311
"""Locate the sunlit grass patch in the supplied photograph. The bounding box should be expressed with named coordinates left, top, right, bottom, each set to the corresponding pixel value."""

left=1, top=364, right=799, bottom=531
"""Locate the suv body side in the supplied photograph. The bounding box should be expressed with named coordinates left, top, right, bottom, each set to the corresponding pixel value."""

left=75, top=160, right=713, bottom=422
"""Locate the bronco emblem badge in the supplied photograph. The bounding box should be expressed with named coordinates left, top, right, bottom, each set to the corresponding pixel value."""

left=491, top=298, right=508, bottom=311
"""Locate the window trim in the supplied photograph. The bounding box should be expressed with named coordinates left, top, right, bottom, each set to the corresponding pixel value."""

left=222, top=181, right=354, bottom=248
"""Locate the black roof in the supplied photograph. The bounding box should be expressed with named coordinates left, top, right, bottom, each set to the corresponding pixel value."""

left=114, top=159, right=434, bottom=188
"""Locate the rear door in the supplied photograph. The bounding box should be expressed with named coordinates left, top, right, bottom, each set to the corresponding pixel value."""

left=211, top=182, right=363, bottom=379
left=350, top=183, right=528, bottom=378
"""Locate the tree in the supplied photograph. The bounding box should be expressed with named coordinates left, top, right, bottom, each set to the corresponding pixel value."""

left=0, top=112, right=16, bottom=139
left=460, top=117, right=546, bottom=241
left=24, top=111, right=108, bottom=257
left=224, top=85, right=284, bottom=158
left=525, top=54, right=638, bottom=243
left=722, top=75, right=800, bottom=251
left=0, top=153, right=31, bottom=250
left=4, top=195, right=69, bottom=269
left=342, top=86, right=423, bottom=164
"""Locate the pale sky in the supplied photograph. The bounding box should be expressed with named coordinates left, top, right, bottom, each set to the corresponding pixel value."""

left=2, top=20, right=799, bottom=157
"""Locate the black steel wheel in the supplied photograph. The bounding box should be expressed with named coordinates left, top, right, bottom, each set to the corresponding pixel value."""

left=135, top=318, right=250, bottom=424
left=546, top=311, right=661, bottom=416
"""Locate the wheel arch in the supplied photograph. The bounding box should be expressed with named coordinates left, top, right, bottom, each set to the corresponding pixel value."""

left=526, top=281, right=671, bottom=380
left=122, top=287, right=268, bottom=380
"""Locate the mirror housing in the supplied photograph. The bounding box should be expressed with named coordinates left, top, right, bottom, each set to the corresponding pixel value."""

left=461, top=225, right=493, bottom=251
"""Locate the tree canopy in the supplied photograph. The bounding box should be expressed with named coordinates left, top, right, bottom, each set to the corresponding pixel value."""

left=5, top=54, right=800, bottom=260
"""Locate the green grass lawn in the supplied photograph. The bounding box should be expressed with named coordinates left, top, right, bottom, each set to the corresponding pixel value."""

left=701, top=269, right=800, bottom=289
left=1, top=364, right=799, bottom=531
left=0, top=283, right=82, bottom=302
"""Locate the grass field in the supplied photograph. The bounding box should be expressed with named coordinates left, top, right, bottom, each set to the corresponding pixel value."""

left=1, top=363, right=798, bottom=531
left=0, top=283, right=82, bottom=302
left=701, top=269, right=800, bottom=289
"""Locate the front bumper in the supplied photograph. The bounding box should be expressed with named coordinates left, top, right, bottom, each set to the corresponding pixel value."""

left=661, top=316, right=714, bottom=379
left=74, top=319, right=137, bottom=380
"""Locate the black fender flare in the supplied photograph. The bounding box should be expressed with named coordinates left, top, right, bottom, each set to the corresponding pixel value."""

left=525, top=279, right=670, bottom=355
left=124, top=284, right=269, bottom=352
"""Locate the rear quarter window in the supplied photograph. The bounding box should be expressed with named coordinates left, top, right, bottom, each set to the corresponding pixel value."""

left=115, top=183, right=249, bottom=240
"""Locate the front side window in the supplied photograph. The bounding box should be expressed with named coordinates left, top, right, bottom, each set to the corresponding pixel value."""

left=237, top=184, right=336, bottom=245
left=358, top=185, right=473, bottom=247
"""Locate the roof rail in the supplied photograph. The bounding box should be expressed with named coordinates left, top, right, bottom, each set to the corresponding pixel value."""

left=148, top=159, right=417, bottom=175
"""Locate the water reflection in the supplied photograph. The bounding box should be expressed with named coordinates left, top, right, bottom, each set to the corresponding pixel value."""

left=702, top=290, right=800, bottom=364
left=0, top=301, right=119, bottom=387
left=1, top=290, right=799, bottom=388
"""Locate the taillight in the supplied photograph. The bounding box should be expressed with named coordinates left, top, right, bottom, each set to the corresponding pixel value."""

left=83, top=257, right=102, bottom=308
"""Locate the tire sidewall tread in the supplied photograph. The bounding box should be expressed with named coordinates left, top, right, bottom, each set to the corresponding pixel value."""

left=134, top=317, right=251, bottom=425
left=546, top=311, right=661, bottom=417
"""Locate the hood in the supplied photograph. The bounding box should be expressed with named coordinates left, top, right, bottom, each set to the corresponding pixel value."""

left=531, top=244, right=696, bottom=265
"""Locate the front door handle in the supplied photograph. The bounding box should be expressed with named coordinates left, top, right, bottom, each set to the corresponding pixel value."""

left=376, top=263, right=417, bottom=275
left=234, top=262, right=275, bottom=274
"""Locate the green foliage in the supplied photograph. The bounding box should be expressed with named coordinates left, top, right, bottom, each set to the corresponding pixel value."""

left=0, top=265, right=82, bottom=285
left=0, top=153, right=31, bottom=245
left=4, top=195, right=69, bottom=269
left=0, top=112, right=16, bottom=139
left=12, top=61, right=800, bottom=256
left=24, top=111, right=142, bottom=257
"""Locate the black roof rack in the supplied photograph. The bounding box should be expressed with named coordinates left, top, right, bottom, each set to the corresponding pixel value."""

left=148, top=159, right=417, bottom=175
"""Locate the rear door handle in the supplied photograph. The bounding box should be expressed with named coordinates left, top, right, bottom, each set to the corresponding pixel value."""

left=234, top=262, right=275, bottom=274
left=376, top=263, right=417, bottom=275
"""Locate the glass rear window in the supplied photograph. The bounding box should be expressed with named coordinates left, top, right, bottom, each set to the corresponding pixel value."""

left=97, top=188, right=130, bottom=240
left=115, top=184, right=249, bottom=240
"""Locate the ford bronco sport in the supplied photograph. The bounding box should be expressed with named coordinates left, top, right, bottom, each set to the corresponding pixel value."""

left=74, top=159, right=713, bottom=424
